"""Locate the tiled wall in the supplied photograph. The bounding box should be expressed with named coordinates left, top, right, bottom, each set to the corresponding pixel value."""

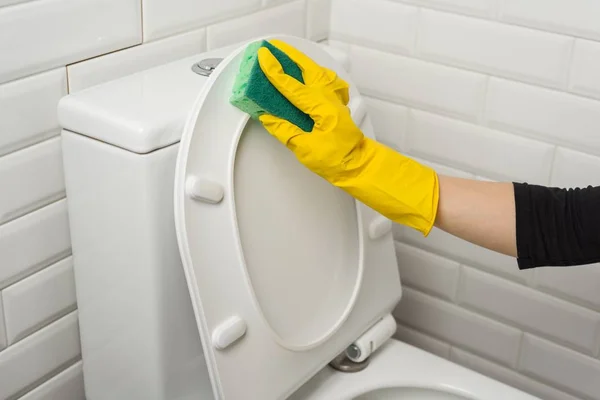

left=329, top=1, right=600, bottom=400
left=3, top=0, right=600, bottom=399
left=0, top=0, right=328, bottom=398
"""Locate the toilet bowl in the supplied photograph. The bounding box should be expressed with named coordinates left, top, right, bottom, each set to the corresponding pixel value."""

left=57, top=35, right=539, bottom=400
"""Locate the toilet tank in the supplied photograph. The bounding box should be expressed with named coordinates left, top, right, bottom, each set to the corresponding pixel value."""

left=57, top=41, right=350, bottom=400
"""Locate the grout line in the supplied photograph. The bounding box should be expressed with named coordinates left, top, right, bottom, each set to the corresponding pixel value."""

left=0, top=291, right=7, bottom=351
left=563, top=37, right=577, bottom=92
left=412, top=7, right=422, bottom=56
left=64, top=65, right=70, bottom=94
left=546, top=145, right=559, bottom=186
left=514, top=331, right=525, bottom=369
left=140, top=0, right=145, bottom=43
left=303, top=0, right=309, bottom=39
left=479, top=75, right=491, bottom=125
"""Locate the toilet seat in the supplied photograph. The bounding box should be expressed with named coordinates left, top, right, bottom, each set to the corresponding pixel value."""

left=173, top=35, right=402, bottom=399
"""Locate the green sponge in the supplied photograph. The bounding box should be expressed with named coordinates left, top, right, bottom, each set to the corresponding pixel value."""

left=230, top=40, right=315, bottom=132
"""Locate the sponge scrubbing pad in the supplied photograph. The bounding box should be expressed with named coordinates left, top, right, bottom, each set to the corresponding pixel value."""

left=230, top=40, right=315, bottom=132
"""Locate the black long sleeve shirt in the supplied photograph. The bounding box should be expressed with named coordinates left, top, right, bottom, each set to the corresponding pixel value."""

left=514, top=182, right=600, bottom=269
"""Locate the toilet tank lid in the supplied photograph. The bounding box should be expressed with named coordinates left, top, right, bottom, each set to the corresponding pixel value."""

left=56, top=42, right=350, bottom=155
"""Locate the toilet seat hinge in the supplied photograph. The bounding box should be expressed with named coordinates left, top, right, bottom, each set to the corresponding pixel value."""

left=329, top=313, right=396, bottom=373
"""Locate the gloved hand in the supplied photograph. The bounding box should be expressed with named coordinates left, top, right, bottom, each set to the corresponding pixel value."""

left=257, top=40, right=440, bottom=236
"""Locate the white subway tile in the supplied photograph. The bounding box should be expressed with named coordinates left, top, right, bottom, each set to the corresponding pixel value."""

left=551, top=147, right=600, bottom=188
left=451, top=348, right=581, bottom=400
left=418, top=9, right=572, bottom=89
left=0, top=68, right=66, bottom=156
left=330, top=0, right=418, bottom=55
left=0, top=0, right=33, bottom=6
left=569, top=39, right=600, bottom=101
left=395, top=242, right=460, bottom=301
left=19, top=361, right=84, bottom=400
left=0, top=0, right=141, bottom=84
left=319, top=44, right=350, bottom=72
left=206, top=1, right=305, bottom=50
left=307, top=0, right=331, bottom=41
left=410, top=156, right=474, bottom=179
left=394, top=287, right=522, bottom=366
left=519, top=334, right=600, bottom=399
left=459, top=267, right=600, bottom=354
left=0, top=295, right=5, bottom=351
left=0, top=138, right=65, bottom=225
left=0, top=312, right=80, bottom=399
left=393, top=0, right=496, bottom=19
left=68, top=28, right=207, bottom=93
left=535, top=265, right=600, bottom=313
left=500, top=0, right=600, bottom=41
left=350, top=46, right=487, bottom=121
left=326, top=39, right=350, bottom=53
left=486, top=78, right=600, bottom=155
left=394, top=324, right=451, bottom=359
left=0, top=200, right=71, bottom=289
left=407, top=109, right=554, bottom=184
left=400, top=226, right=531, bottom=284
left=3, top=257, right=76, bottom=345
left=143, top=0, right=261, bottom=41
left=365, top=97, right=408, bottom=151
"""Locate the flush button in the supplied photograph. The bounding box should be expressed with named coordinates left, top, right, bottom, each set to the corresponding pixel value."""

left=186, top=176, right=224, bottom=204
left=212, top=316, right=247, bottom=350
left=369, top=217, right=392, bottom=240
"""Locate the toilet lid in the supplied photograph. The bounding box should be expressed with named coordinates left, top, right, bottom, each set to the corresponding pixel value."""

left=174, top=35, right=402, bottom=400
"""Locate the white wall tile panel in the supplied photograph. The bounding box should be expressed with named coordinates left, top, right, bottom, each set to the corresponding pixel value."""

left=551, top=147, right=600, bottom=188
left=3, top=257, right=76, bottom=345
left=0, top=200, right=70, bottom=289
left=395, top=241, right=460, bottom=301
left=407, top=109, right=554, bottom=184
left=459, top=267, right=600, bottom=355
left=394, top=287, right=522, bottom=366
left=500, top=0, right=600, bottom=42
left=451, top=348, right=581, bottom=400
left=0, top=68, right=66, bottom=157
left=0, top=312, right=80, bottom=399
left=350, top=46, right=487, bottom=121
left=0, top=0, right=141, bottom=84
left=417, top=9, right=572, bottom=89
left=399, top=226, right=531, bottom=283
left=410, top=157, right=474, bottom=179
left=19, top=361, right=84, bottom=400
left=0, top=0, right=34, bottom=7
left=519, top=334, right=600, bottom=399
left=0, top=138, right=65, bottom=225
left=365, top=97, right=408, bottom=151
left=143, top=0, right=261, bottom=41
left=206, top=1, right=306, bottom=50
left=535, top=265, right=600, bottom=313
left=68, top=28, right=207, bottom=93
left=569, top=39, right=600, bottom=100
left=393, top=0, right=497, bottom=18
left=485, top=78, right=600, bottom=155
left=0, top=295, right=5, bottom=351
left=307, top=0, right=331, bottom=41
left=394, top=324, right=451, bottom=359
left=330, top=0, right=418, bottom=55
left=319, top=43, right=350, bottom=72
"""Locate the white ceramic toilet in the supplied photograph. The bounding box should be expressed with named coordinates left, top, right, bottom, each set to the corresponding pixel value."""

left=57, top=35, right=540, bottom=400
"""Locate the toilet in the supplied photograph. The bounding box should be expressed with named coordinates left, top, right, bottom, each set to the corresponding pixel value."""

left=57, top=35, right=539, bottom=400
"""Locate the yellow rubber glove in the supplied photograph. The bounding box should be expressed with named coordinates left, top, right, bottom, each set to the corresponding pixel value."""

left=257, top=40, right=439, bottom=236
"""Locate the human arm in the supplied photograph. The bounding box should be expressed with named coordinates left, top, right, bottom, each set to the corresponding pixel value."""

left=434, top=176, right=517, bottom=258
left=434, top=176, right=600, bottom=268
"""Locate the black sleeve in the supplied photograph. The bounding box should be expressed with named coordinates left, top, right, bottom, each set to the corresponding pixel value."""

left=514, top=182, right=600, bottom=269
